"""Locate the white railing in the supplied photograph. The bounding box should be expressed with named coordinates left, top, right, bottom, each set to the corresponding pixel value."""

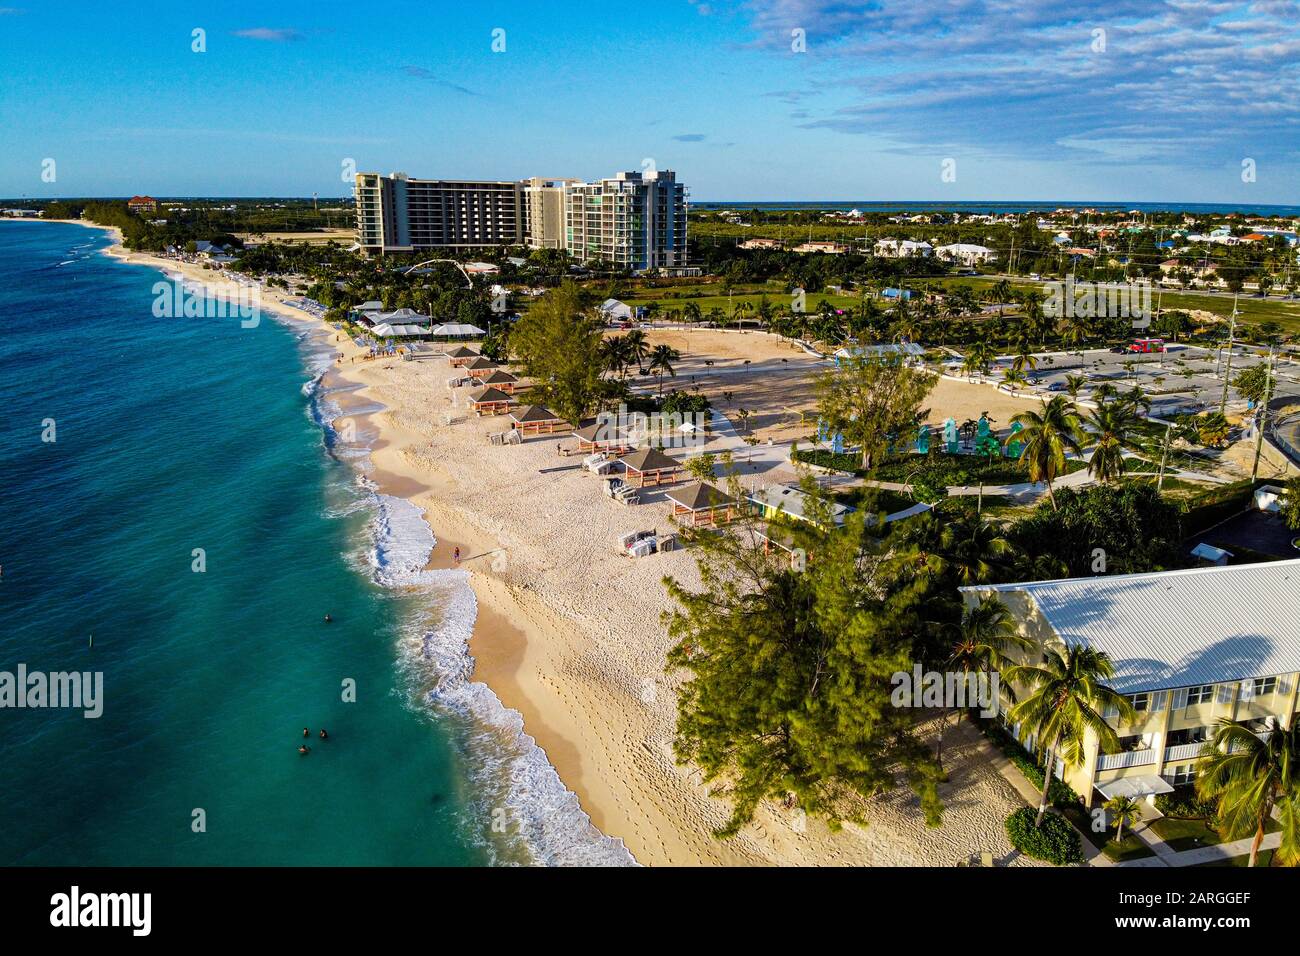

left=1164, top=742, right=1204, bottom=763
left=1098, top=749, right=1158, bottom=771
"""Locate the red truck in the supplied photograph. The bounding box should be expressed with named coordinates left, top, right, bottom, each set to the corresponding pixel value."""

left=1127, top=337, right=1165, bottom=354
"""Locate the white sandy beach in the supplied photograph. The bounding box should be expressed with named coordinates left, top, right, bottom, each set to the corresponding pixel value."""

left=43, top=218, right=1048, bottom=866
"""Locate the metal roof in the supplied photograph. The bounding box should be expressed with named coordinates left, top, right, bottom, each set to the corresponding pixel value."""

left=965, top=559, right=1300, bottom=693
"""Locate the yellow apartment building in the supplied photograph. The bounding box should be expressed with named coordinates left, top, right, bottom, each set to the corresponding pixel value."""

left=962, top=558, right=1300, bottom=807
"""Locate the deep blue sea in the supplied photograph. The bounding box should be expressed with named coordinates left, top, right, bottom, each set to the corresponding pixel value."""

left=0, top=222, right=631, bottom=866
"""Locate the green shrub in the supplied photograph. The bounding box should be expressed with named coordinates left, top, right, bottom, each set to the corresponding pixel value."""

left=1154, top=785, right=1216, bottom=819
left=791, top=447, right=863, bottom=475
left=1005, top=807, right=1083, bottom=865
left=981, top=721, right=1082, bottom=807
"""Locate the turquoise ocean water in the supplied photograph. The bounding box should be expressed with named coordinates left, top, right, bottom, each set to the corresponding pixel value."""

left=0, top=222, right=632, bottom=866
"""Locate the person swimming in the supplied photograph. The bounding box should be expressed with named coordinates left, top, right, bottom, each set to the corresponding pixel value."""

left=324, top=613, right=333, bottom=623
left=303, top=728, right=310, bottom=738
left=298, top=745, right=310, bottom=755
left=319, top=729, right=328, bottom=740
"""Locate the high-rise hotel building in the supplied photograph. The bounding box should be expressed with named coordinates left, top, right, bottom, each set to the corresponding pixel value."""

left=563, top=170, right=687, bottom=271
left=355, top=169, right=688, bottom=271
left=354, top=173, right=525, bottom=254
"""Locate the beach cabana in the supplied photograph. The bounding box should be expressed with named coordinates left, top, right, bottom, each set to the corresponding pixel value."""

left=573, top=422, right=632, bottom=455
left=447, top=346, right=480, bottom=367
left=478, top=369, right=523, bottom=394
left=666, top=482, right=738, bottom=528
left=510, top=405, right=572, bottom=437
left=755, top=529, right=808, bottom=569
left=468, top=386, right=516, bottom=416
left=464, top=356, right=501, bottom=379
left=621, top=447, right=684, bottom=488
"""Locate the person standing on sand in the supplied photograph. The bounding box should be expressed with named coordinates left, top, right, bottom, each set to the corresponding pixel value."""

left=453, top=547, right=461, bottom=565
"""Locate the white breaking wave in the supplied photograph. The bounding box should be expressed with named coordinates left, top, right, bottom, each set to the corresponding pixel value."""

left=294, top=334, right=636, bottom=867
left=370, top=493, right=638, bottom=867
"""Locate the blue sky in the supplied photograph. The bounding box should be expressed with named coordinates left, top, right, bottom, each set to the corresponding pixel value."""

left=1, top=0, right=1297, bottom=202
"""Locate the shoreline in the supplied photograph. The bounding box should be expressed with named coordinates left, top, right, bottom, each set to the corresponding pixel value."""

left=22, top=218, right=1046, bottom=867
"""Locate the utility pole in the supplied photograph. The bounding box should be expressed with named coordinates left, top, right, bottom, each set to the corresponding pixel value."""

left=1156, top=420, right=1175, bottom=493
left=1218, top=294, right=1238, bottom=415
left=1251, top=346, right=1277, bottom=481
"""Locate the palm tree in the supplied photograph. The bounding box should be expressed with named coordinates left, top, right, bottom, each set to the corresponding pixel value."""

left=1104, top=795, right=1142, bottom=844
left=1197, top=719, right=1300, bottom=867
left=938, top=514, right=1013, bottom=585
left=1001, top=367, right=1029, bottom=395
left=682, top=302, right=702, bottom=325
left=647, top=343, right=680, bottom=395
left=624, top=329, right=649, bottom=372
left=1007, top=645, right=1135, bottom=826
left=963, top=338, right=996, bottom=381
left=601, top=335, right=630, bottom=378
left=937, top=596, right=1031, bottom=768
left=1082, top=398, right=1137, bottom=483
left=1010, top=395, right=1083, bottom=509
left=1064, top=373, right=1088, bottom=402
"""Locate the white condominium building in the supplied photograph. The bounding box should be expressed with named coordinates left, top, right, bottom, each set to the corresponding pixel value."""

left=356, top=169, right=689, bottom=272
left=564, top=170, right=688, bottom=271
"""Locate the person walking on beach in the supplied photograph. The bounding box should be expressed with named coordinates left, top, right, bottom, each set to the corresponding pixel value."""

left=453, top=547, right=461, bottom=565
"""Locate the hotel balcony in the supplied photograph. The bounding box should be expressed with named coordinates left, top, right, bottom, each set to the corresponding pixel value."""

left=1097, top=748, right=1158, bottom=771
left=1163, top=741, right=1205, bottom=762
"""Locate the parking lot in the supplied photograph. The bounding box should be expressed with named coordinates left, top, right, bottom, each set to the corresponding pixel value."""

left=979, top=345, right=1300, bottom=420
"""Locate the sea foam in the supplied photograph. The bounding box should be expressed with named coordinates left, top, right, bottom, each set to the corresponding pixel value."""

left=299, top=347, right=636, bottom=867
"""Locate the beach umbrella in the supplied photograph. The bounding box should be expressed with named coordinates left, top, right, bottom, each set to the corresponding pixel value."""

left=916, top=424, right=930, bottom=454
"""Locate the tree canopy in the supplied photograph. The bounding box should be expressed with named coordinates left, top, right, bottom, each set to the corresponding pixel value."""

left=507, top=282, right=605, bottom=425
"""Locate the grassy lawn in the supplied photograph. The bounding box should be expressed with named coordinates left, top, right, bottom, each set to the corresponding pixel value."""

left=616, top=280, right=862, bottom=316
left=1150, top=814, right=1280, bottom=852
left=1058, top=805, right=1156, bottom=862
left=1195, top=848, right=1276, bottom=867
left=834, top=486, right=919, bottom=515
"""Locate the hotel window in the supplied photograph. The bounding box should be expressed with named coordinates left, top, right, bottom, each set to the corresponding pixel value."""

left=1252, top=677, right=1277, bottom=697
left=1167, top=765, right=1197, bottom=787
left=1186, top=685, right=1214, bottom=706
left=1125, top=692, right=1151, bottom=713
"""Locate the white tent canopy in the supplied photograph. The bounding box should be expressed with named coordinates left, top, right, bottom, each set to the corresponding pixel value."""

left=430, top=323, right=486, bottom=337
left=370, top=323, right=427, bottom=337
left=1094, top=775, right=1174, bottom=801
